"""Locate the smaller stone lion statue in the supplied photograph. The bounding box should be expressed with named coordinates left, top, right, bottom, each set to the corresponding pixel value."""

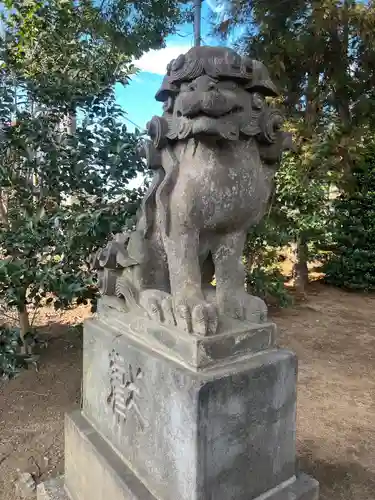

left=92, top=46, right=293, bottom=336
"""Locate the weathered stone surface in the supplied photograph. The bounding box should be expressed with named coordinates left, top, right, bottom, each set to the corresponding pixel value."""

left=65, top=412, right=156, bottom=500
left=82, top=317, right=298, bottom=500
left=15, top=472, right=36, bottom=498
left=96, top=297, right=277, bottom=370
left=91, top=45, right=295, bottom=336
left=36, top=478, right=68, bottom=500
left=64, top=411, right=318, bottom=500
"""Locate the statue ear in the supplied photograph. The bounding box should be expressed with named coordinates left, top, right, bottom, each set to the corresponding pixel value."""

left=241, top=56, right=253, bottom=75
left=163, top=96, right=174, bottom=113
left=146, top=116, right=169, bottom=149
left=246, top=60, right=279, bottom=97
left=155, top=75, right=179, bottom=103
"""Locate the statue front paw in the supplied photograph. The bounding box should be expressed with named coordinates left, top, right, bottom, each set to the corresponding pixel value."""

left=219, top=290, right=268, bottom=324
left=139, top=290, right=218, bottom=336
left=174, top=297, right=218, bottom=336
left=139, top=290, right=176, bottom=326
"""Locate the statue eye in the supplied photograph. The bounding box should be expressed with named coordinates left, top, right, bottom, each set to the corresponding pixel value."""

left=217, top=81, right=237, bottom=91
left=188, top=83, right=197, bottom=91
left=180, top=83, right=191, bottom=92
left=252, top=93, right=265, bottom=109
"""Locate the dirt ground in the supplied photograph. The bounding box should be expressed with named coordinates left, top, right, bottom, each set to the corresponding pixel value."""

left=0, top=283, right=374, bottom=500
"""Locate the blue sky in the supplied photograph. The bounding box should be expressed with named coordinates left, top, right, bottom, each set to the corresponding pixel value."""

left=116, top=0, right=237, bottom=132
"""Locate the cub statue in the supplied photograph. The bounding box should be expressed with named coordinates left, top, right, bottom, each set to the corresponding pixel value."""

left=92, top=46, right=293, bottom=336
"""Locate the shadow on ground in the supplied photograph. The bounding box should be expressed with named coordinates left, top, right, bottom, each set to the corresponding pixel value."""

left=299, top=449, right=375, bottom=500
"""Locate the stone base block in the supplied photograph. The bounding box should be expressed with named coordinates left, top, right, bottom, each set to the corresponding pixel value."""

left=65, top=411, right=157, bottom=500
left=83, top=317, right=298, bottom=500
left=63, top=410, right=318, bottom=500
left=37, top=478, right=69, bottom=500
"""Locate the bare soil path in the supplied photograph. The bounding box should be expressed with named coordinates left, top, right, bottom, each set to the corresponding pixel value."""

left=0, top=284, right=374, bottom=500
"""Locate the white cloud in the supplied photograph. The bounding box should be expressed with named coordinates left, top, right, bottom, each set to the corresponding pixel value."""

left=134, top=45, right=191, bottom=76
left=131, top=74, right=143, bottom=83
left=206, top=0, right=225, bottom=13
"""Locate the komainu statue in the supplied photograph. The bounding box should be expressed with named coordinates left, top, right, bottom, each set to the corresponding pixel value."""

left=93, top=46, right=293, bottom=336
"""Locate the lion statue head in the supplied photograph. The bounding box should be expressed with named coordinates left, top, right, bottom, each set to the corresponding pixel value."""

left=145, top=46, right=291, bottom=162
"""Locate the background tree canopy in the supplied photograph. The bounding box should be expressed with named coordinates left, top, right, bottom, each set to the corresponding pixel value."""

left=2, top=0, right=188, bottom=106
left=0, top=0, right=186, bottom=374
left=211, top=0, right=375, bottom=296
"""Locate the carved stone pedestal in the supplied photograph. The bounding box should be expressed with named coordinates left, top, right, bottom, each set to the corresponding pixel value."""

left=37, top=303, right=318, bottom=500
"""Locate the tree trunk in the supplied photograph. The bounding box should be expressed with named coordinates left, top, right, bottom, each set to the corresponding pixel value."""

left=18, top=304, right=31, bottom=355
left=292, top=235, right=309, bottom=296
left=0, top=190, right=8, bottom=227
left=194, top=0, right=202, bottom=47
left=68, top=112, right=76, bottom=135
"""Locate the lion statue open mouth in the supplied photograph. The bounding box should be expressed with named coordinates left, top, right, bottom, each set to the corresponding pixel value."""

left=92, top=46, right=293, bottom=336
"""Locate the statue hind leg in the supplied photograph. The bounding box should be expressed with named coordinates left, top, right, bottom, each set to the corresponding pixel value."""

left=126, top=226, right=177, bottom=325
left=141, top=231, right=170, bottom=293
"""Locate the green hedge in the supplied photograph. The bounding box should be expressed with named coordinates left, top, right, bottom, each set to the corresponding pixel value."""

left=323, top=146, right=375, bottom=291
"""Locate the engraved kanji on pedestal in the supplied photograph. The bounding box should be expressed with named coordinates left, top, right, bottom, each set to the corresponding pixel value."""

left=107, top=349, right=146, bottom=431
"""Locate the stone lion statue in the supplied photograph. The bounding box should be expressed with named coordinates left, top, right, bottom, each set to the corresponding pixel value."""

left=93, top=46, right=293, bottom=336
